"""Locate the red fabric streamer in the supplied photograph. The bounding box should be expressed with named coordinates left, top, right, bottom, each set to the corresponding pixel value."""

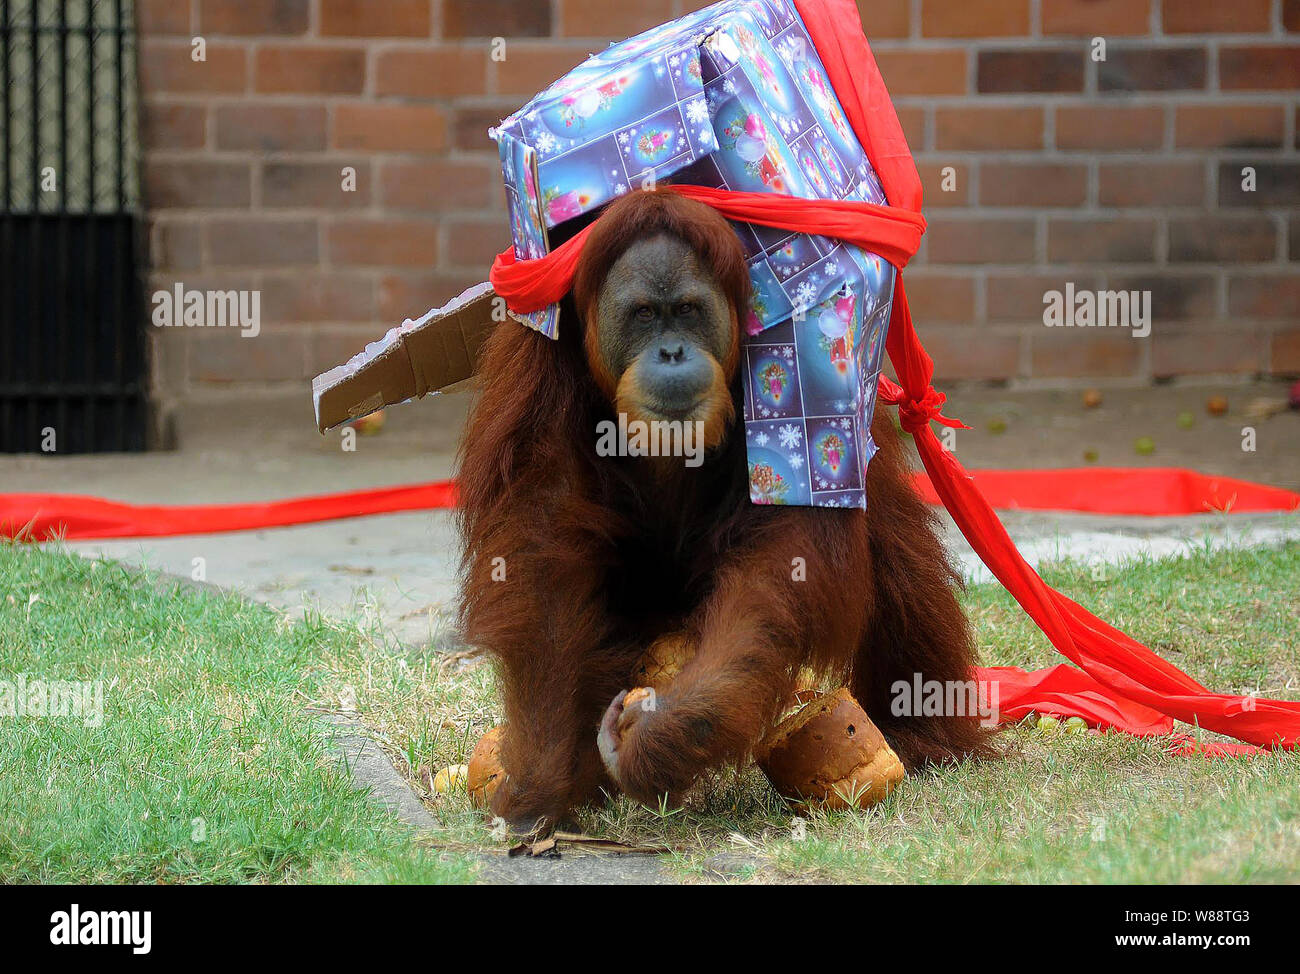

left=794, top=0, right=1300, bottom=752
left=909, top=465, right=1300, bottom=516
left=3, top=466, right=1294, bottom=543
left=0, top=482, right=458, bottom=541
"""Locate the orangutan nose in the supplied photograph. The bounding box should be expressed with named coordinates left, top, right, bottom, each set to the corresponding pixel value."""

left=643, top=339, right=711, bottom=413
left=658, top=343, right=685, bottom=363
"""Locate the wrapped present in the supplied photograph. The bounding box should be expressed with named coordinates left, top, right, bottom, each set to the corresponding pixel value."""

left=493, top=0, right=896, bottom=509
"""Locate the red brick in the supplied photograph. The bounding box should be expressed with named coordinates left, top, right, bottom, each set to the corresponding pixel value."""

left=934, top=106, right=1043, bottom=151
left=897, top=273, right=976, bottom=323
left=895, top=107, right=926, bottom=151
left=986, top=273, right=1103, bottom=322
left=1168, top=217, right=1277, bottom=263
left=199, top=0, right=309, bottom=35
left=854, top=0, right=910, bottom=39
left=1220, top=46, right=1300, bottom=90
left=321, top=0, right=430, bottom=37
left=255, top=46, right=366, bottom=94
left=559, top=0, right=674, bottom=38
left=443, top=0, right=551, bottom=37
left=923, top=327, right=1021, bottom=380
left=151, top=220, right=203, bottom=271
left=262, top=162, right=371, bottom=209
left=378, top=271, right=488, bottom=321
left=495, top=44, right=598, bottom=98
left=1164, top=1, right=1272, bottom=33
left=376, top=47, right=490, bottom=98
left=442, top=219, right=511, bottom=269
left=139, top=41, right=247, bottom=95
left=1273, top=331, right=1300, bottom=371
left=452, top=104, right=519, bottom=152
left=1219, top=163, right=1300, bottom=207
left=141, top=102, right=207, bottom=150
left=1287, top=0, right=1300, bottom=31
left=981, top=163, right=1088, bottom=208
left=207, top=218, right=320, bottom=267
left=1228, top=276, right=1300, bottom=317
left=899, top=106, right=930, bottom=150
left=978, top=50, right=1084, bottom=94
left=925, top=219, right=1038, bottom=264
left=1047, top=220, right=1157, bottom=264
left=146, top=271, right=258, bottom=299
left=921, top=0, right=1029, bottom=37
left=214, top=104, right=327, bottom=152
left=137, top=0, right=191, bottom=34
left=1098, top=162, right=1205, bottom=207
left=1056, top=105, right=1163, bottom=150
left=1099, top=48, right=1206, bottom=91
left=877, top=50, right=969, bottom=96
left=1042, top=0, right=1152, bottom=35
left=334, top=104, right=447, bottom=153
left=1174, top=105, right=1285, bottom=149
left=1031, top=333, right=1141, bottom=378
left=379, top=160, right=502, bottom=213
left=145, top=161, right=251, bottom=208
left=1107, top=273, right=1217, bottom=320
left=327, top=219, right=439, bottom=267
left=916, top=162, right=971, bottom=207
left=262, top=272, right=377, bottom=323
left=190, top=331, right=311, bottom=384
left=1152, top=330, right=1265, bottom=377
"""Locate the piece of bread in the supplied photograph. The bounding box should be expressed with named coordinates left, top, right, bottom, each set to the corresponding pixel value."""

left=633, top=632, right=695, bottom=690
left=756, top=688, right=904, bottom=810
left=466, top=724, right=506, bottom=808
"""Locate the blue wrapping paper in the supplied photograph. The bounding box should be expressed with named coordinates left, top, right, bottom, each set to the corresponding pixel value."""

left=492, top=0, right=896, bottom=508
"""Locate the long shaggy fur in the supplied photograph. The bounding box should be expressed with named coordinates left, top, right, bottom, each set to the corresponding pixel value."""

left=456, top=190, right=992, bottom=826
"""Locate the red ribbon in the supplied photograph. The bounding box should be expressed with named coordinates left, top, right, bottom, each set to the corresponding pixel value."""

left=482, top=0, right=1300, bottom=753
left=3, top=468, right=1294, bottom=542
left=489, top=184, right=926, bottom=316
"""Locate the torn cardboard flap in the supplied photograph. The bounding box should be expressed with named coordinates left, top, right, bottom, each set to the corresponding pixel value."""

left=312, top=281, right=498, bottom=433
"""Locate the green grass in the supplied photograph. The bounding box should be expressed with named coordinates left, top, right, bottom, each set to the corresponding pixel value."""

left=4, top=539, right=1298, bottom=884
left=311, top=539, right=1300, bottom=884
left=0, top=543, right=474, bottom=884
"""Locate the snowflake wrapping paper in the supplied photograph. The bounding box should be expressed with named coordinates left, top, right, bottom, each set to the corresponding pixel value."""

left=492, top=0, right=897, bottom=509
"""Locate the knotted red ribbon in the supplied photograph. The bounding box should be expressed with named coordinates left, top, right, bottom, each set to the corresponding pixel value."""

left=486, top=0, right=1300, bottom=753
left=490, top=184, right=926, bottom=316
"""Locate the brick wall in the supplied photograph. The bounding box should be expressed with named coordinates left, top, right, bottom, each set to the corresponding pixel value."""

left=139, top=0, right=1300, bottom=402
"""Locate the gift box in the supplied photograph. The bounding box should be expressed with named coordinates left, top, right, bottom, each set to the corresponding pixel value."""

left=493, top=0, right=896, bottom=509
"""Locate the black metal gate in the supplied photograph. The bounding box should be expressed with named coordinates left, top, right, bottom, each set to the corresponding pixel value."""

left=0, top=0, right=148, bottom=454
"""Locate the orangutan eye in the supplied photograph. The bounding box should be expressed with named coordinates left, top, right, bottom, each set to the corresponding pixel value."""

left=674, top=302, right=695, bottom=317
left=635, top=305, right=655, bottom=322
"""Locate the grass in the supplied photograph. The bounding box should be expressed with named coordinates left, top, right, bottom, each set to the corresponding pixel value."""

left=0, top=543, right=474, bottom=884
left=310, top=538, right=1300, bottom=884
left=3, top=538, right=1298, bottom=884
